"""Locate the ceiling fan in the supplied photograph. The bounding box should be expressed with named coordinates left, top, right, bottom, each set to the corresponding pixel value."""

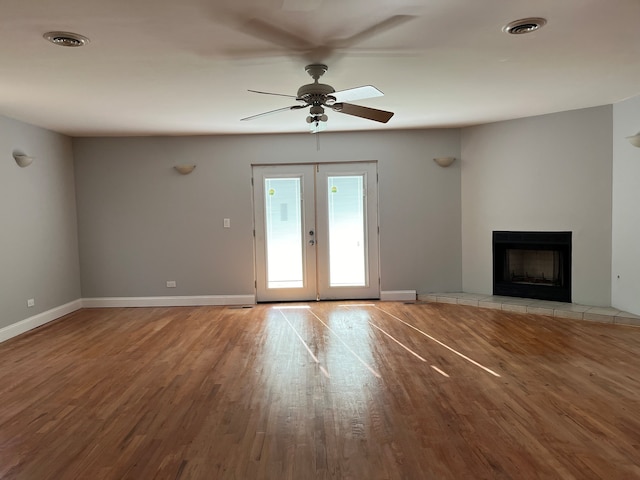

left=241, top=63, right=394, bottom=132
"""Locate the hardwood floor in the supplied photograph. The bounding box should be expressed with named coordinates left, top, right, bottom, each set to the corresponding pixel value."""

left=0, top=302, right=639, bottom=479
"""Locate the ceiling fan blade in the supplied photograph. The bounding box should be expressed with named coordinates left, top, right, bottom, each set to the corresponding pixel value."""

left=330, top=15, right=416, bottom=50
left=282, top=0, right=323, bottom=12
left=304, top=14, right=418, bottom=63
left=238, top=17, right=316, bottom=53
left=248, top=89, right=298, bottom=98
left=332, top=103, right=394, bottom=123
left=241, top=105, right=306, bottom=121
left=331, top=85, right=383, bottom=103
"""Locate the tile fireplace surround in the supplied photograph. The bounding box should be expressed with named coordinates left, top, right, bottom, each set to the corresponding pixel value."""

left=418, top=293, right=640, bottom=327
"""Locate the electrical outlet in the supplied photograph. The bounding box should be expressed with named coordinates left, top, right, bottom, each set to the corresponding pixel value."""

left=224, top=218, right=231, bottom=228
left=27, top=298, right=35, bottom=307
left=166, top=280, right=177, bottom=288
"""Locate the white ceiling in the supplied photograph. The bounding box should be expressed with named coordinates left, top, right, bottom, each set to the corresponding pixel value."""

left=2, top=0, right=640, bottom=137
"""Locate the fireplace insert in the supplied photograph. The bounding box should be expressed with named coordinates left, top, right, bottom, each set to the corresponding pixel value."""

left=493, top=231, right=571, bottom=302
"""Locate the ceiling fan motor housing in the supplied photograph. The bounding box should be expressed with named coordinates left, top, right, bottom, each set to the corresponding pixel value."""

left=297, top=82, right=335, bottom=102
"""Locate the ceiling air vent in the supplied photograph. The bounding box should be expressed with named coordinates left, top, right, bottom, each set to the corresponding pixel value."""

left=43, top=31, right=90, bottom=47
left=503, top=18, right=547, bottom=35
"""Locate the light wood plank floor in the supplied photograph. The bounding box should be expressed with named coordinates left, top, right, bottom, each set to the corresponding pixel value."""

left=0, top=302, right=639, bottom=479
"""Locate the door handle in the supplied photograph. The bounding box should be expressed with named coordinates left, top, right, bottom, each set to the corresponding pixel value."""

left=309, top=239, right=316, bottom=246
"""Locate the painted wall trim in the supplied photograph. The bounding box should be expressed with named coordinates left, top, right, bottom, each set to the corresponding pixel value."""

left=380, top=290, right=417, bottom=301
left=4, top=291, right=423, bottom=344
left=82, top=295, right=256, bottom=308
left=0, top=299, right=83, bottom=344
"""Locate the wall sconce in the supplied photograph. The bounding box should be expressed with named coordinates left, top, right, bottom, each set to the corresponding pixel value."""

left=174, top=165, right=196, bottom=175
left=433, top=157, right=456, bottom=167
left=13, top=151, right=34, bottom=168
left=626, top=133, right=640, bottom=148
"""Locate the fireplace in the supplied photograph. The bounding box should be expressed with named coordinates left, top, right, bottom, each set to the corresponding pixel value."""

left=493, top=231, right=571, bottom=302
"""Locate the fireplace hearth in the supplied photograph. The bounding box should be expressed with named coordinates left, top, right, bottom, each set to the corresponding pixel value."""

left=493, top=231, right=571, bottom=302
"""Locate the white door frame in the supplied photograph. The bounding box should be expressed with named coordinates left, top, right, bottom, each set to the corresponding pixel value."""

left=252, top=161, right=380, bottom=302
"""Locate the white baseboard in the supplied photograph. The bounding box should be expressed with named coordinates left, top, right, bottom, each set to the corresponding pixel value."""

left=380, top=290, right=417, bottom=301
left=0, top=299, right=83, bottom=344
left=5, top=291, right=433, bottom=343
left=82, top=294, right=256, bottom=308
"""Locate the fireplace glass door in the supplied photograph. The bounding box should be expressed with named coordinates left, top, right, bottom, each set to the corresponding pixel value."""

left=493, top=231, right=571, bottom=302
left=504, top=249, right=563, bottom=287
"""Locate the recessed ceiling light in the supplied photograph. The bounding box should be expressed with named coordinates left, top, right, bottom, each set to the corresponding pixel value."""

left=43, top=31, right=90, bottom=47
left=503, top=18, right=547, bottom=35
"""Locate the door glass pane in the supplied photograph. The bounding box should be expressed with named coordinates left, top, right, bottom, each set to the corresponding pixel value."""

left=327, top=175, right=366, bottom=286
left=265, top=177, right=304, bottom=288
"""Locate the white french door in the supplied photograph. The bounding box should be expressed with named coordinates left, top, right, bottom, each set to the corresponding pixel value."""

left=253, top=162, right=379, bottom=302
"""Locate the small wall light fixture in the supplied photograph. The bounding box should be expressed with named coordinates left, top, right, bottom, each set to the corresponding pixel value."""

left=433, top=157, right=456, bottom=167
left=174, top=165, right=196, bottom=175
left=626, top=133, right=640, bottom=148
left=13, top=151, right=34, bottom=168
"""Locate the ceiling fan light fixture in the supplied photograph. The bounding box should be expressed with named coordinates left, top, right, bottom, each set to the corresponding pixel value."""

left=306, top=114, right=328, bottom=123
left=502, top=18, right=547, bottom=35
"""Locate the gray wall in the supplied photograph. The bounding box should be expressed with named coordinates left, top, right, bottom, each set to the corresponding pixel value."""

left=1, top=100, right=634, bottom=334
left=460, top=106, right=613, bottom=306
left=73, top=129, right=462, bottom=298
left=0, top=100, right=631, bottom=333
left=612, top=95, right=640, bottom=315
left=0, top=115, right=81, bottom=329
